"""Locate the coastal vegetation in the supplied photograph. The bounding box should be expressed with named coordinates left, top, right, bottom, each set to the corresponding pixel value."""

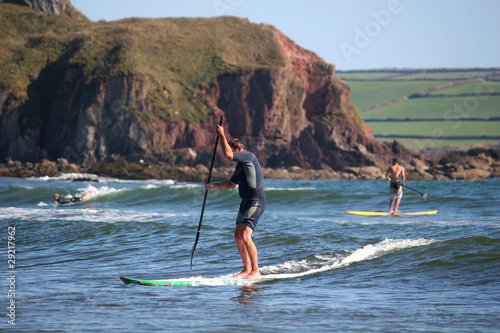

left=0, top=3, right=285, bottom=123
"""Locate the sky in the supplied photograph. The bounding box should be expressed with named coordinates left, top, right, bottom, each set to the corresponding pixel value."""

left=70, top=0, right=500, bottom=71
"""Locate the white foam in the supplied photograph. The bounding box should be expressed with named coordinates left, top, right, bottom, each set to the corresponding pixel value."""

left=170, top=183, right=202, bottom=189
left=37, top=173, right=100, bottom=182
left=104, top=178, right=176, bottom=185
left=259, top=238, right=438, bottom=281
left=74, top=185, right=124, bottom=200
left=141, top=184, right=159, bottom=189
left=0, top=206, right=183, bottom=223
left=265, top=187, right=316, bottom=191
left=35, top=173, right=176, bottom=185
left=124, top=239, right=439, bottom=287
left=341, top=238, right=436, bottom=265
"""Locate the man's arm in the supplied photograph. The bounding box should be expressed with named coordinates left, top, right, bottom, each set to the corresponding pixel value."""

left=401, top=167, right=406, bottom=186
left=385, top=167, right=391, bottom=181
left=217, top=125, right=233, bottom=160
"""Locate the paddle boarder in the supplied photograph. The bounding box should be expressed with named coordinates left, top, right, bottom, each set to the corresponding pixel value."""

left=205, top=125, right=266, bottom=279
left=385, top=158, right=405, bottom=213
left=53, top=189, right=96, bottom=205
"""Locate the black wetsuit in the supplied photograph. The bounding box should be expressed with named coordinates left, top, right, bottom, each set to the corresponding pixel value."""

left=57, top=195, right=82, bottom=205
left=230, top=151, right=266, bottom=229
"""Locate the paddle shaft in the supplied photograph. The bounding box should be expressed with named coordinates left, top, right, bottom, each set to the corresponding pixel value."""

left=190, top=115, right=223, bottom=269
left=403, top=184, right=430, bottom=199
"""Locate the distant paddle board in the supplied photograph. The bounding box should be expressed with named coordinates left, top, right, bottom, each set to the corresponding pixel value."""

left=346, top=210, right=438, bottom=216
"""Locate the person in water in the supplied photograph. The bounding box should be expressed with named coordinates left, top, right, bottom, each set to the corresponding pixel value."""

left=53, top=189, right=95, bottom=205
left=205, top=125, right=266, bottom=280
left=385, top=158, right=406, bottom=213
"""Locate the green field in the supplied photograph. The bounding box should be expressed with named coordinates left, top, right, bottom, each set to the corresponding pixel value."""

left=341, top=68, right=500, bottom=152
left=390, top=71, right=495, bottom=80
left=347, top=81, right=451, bottom=111
left=337, top=70, right=498, bottom=81
left=337, top=72, right=410, bottom=80
left=368, top=120, right=500, bottom=137
left=362, top=96, right=500, bottom=120
left=376, top=138, right=500, bottom=151
left=429, top=81, right=500, bottom=95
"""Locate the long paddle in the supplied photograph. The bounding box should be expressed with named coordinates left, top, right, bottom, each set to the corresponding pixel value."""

left=403, top=184, right=430, bottom=199
left=190, top=115, right=223, bottom=269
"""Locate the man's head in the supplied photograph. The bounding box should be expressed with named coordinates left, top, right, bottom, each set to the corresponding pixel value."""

left=229, top=139, right=244, bottom=152
left=392, top=158, right=399, bottom=165
left=54, top=193, right=60, bottom=200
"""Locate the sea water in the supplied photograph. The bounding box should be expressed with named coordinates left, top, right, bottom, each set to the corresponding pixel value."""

left=1, top=175, right=499, bottom=332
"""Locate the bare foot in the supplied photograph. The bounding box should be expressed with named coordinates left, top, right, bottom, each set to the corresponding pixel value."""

left=232, top=271, right=250, bottom=279
left=244, top=271, right=261, bottom=280
left=395, top=210, right=402, bottom=214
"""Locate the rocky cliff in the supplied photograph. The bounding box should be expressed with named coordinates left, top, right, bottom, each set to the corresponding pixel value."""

left=1, top=1, right=498, bottom=181
left=0, top=0, right=87, bottom=20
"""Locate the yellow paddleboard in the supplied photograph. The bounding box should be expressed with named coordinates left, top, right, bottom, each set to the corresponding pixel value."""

left=346, top=210, right=438, bottom=216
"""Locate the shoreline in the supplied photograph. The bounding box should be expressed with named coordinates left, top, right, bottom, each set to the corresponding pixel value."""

left=1, top=155, right=499, bottom=182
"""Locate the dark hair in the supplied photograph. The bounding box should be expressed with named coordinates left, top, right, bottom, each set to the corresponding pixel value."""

left=229, top=139, right=244, bottom=150
left=393, top=158, right=399, bottom=164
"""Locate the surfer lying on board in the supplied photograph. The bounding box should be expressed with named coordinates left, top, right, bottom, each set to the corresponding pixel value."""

left=385, top=158, right=406, bottom=214
left=53, top=189, right=96, bottom=205
left=205, top=125, right=266, bottom=279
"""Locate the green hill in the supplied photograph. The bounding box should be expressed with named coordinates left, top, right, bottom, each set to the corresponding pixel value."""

left=2, top=2, right=379, bottom=174
left=0, top=3, right=285, bottom=123
left=337, top=68, right=500, bottom=153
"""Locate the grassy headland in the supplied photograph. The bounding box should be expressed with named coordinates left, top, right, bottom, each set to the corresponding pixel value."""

left=0, top=4, right=285, bottom=123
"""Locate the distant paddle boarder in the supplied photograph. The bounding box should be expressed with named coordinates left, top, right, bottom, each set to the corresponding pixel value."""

left=53, top=189, right=96, bottom=205
left=385, top=158, right=405, bottom=214
left=205, top=124, right=266, bottom=279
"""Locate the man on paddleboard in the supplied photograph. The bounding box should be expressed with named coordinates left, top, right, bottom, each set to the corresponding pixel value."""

left=205, top=125, right=265, bottom=279
left=385, top=158, right=405, bottom=213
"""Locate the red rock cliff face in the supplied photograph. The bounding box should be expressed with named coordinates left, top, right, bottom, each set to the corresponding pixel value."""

left=0, top=21, right=391, bottom=172
left=208, top=30, right=388, bottom=170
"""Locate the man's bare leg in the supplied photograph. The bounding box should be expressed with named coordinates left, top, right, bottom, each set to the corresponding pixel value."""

left=394, top=197, right=402, bottom=213
left=389, top=198, right=395, bottom=213
left=242, top=226, right=260, bottom=279
left=233, top=224, right=260, bottom=279
left=233, top=224, right=251, bottom=278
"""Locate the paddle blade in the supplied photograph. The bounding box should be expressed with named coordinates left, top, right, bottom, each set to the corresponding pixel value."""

left=190, top=226, right=202, bottom=270
left=404, top=185, right=431, bottom=200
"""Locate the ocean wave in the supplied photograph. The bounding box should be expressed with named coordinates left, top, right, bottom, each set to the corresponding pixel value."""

left=34, top=173, right=176, bottom=185
left=141, top=184, right=159, bottom=189
left=260, top=238, right=438, bottom=280
left=0, top=206, right=186, bottom=223
left=149, top=238, right=440, bottom=286
left=171, top=183, right=202, bottom=189
left=265, top=187, right=317, bottom=191
left=36, top=173, right=101, bottom=182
